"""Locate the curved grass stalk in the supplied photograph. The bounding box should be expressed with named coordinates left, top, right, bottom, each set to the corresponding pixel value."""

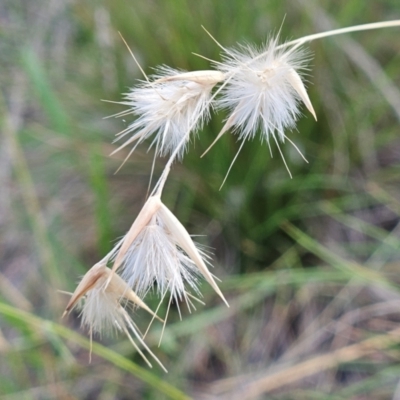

left=0, top=302, right=190, bottom=400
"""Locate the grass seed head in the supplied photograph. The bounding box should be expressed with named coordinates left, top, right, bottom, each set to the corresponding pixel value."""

left=116, top=204, right=202, bottom=305
left=63, top=263, right=161, bottom=331
left=109, top=196, right=228, bottom=318
left=216, top=36, right=314, bottom=143
left=63, top=263, right=167, bottom=370
left=113, top=67, right=223, bottom=160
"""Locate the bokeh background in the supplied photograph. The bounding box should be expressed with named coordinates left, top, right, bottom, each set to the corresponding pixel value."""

left=2, top=0, right=400, bottom=399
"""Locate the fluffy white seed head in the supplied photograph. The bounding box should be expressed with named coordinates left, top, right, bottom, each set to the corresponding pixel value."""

left=113, top=67, right=223, bottom=160
left=109, top=196, right=228, bottom=309
left=118, top=211, right=201, bottom=303
left=216, top=37, right=315, bottom=143
left=63, top=262, right=162, bottom=335
left=63, top=262, right=167, bottom=370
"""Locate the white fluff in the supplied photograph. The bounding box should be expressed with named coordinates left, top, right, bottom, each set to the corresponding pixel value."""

left=107, top=195, right=227, bottom=320
left=117, top=212, right=201, bottom=307
left=216, top=37, right=313, bottom=143
left=80, top=275, right=126, bottom=336
left=68, top=265, right=167, bottom=371
left=114, top=67, right=218, bottom=159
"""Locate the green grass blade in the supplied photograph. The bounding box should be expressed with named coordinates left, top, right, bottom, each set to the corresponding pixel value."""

left=0, top=302, right=191, bottom=400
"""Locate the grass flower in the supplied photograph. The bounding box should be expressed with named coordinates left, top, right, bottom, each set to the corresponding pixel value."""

left=111, top=67, right=224, bottom=162
left=216, top=37, right=315, bottom=142
left=202, top=36, right=316, bottom=180
left=58, top=19, right=400, bottom=374
left=107, top=195, right=228, bottom=338
left=60, top=19, right=400, bottom=373
left=63, top=261, right=166, bottom=371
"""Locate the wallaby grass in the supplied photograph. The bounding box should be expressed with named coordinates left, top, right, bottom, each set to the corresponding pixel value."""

left=2, top=0, right=400, bottom=398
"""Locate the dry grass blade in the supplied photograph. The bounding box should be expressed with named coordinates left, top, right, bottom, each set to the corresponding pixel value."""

left=212, top=327, right=400, bottom=399
left=281, top=221, right=395, bottom=288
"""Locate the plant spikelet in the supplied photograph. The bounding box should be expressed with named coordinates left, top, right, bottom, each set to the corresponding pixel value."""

left=113, top=67, right=223, bottom=160
left=63, top=262, right=166, bottom=371
left=215, top=36, right=315, bottom=144
left=109, top=196, right=228, bottom=317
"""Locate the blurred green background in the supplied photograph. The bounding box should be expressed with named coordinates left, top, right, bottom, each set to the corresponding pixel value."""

left=2, top=0, right=400, bottom=399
